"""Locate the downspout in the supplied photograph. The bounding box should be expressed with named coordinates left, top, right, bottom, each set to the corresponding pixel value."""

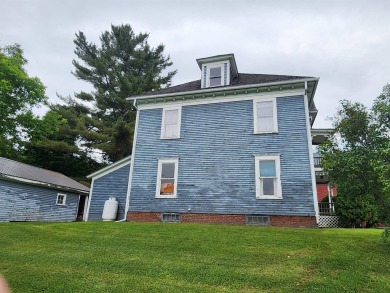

left=118, top=99, right=139, bottom=222
left=304, top=81, right=320, bottom=223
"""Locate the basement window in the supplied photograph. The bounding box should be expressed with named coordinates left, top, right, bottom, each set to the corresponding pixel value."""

left=246, top=215, right=270, bottom=226
left=161, top=213, right=181, bottom=222
left=56, top=193, right=67, bottom=205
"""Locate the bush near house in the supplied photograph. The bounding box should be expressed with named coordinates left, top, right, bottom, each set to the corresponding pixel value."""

left=0, top=222, right=389, bottom=292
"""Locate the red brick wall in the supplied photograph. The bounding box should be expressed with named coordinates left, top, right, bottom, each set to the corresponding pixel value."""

left=127, top=212, right=160, bottom=222
left=127, top=212, right=318, bottom=227
left=181, top=213, right=245, bottom=225
left=270, top=216, right=317, bottom=228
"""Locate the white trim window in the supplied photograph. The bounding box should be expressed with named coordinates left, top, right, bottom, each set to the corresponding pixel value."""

left=156, top=158, right=179, bottom=198
left=255, top=155, right=282, bottom=199
left=253, top=98, right=278, bottom=133
left=56, top=193, right=67, bottom=205
left=209, top=66, right=222, bottom=87
left=161, top=107, right=181, bottom=139
left=202, top=62, right=230, bottom=88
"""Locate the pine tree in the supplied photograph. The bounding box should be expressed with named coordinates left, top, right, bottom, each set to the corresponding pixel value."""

left=66, top=24, right=176, bottom=162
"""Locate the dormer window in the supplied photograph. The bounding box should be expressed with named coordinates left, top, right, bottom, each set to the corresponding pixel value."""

left=209, top=66, right=222, bottom=87
left=197, top=54, right=238, bottom=89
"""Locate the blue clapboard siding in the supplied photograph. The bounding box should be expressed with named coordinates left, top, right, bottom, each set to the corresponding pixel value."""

left=130, top=95, right=315, bottom=216
left=0, top=179, right=79, bottom=222
left=88, top=163, right=130, bottom=221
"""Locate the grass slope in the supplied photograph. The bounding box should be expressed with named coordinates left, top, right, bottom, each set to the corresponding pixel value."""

left=0, top=222, right=389, bottom=292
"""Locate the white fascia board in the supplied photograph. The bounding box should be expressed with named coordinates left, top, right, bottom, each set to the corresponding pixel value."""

left=126, top=78, right=319, bottom=101
left=137, top=88, right=305, bottom=110
left=304, top=81, right=320, bottom=223
left=86, top=156, right=132, bottom=179
left=85, top=179, right=94, bottom=221
left=124, top=109, right=141, bottom=220
left=196, top=53, right=235, bottom=67
left=0, top=174, right=89, bottom=194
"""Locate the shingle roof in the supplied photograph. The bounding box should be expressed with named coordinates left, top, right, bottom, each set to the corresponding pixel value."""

left=0, top=157, right=89, bottom=193
left=138, top=73, right=311, bottom=97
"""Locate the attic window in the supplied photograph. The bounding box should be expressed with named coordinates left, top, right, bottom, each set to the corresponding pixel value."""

left=209, top=66, right=222, bottom=87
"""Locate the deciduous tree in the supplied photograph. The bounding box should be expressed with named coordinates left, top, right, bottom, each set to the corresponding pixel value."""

left=0, top=44, right=47, bottom=158
left=320, top=85, right=390, bottom=226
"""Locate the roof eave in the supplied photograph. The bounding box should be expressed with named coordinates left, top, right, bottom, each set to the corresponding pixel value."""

left=127, top=77, right=319, bottom=102
left=0, top=174, right=89, bottom=194
left=86, top=156, right=132, bottom=179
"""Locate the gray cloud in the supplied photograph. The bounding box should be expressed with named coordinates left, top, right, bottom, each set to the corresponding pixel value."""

left=1, top=0, right=389, bottom=127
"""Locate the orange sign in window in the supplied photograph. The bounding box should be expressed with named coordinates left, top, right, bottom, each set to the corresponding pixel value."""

left=160, top=183, right=174, bottom=194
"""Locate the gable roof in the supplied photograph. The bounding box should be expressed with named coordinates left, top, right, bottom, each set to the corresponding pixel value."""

left=0, top=157, right=89, bottom=194
left=87, top=156, right=131, bottom=180
left=137, top=73, right=312, bottom=98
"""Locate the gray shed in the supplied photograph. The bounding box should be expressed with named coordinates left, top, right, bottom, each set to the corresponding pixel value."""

left=85, top=156, right=131, bottom=221
left=0, top=157, right=89, bottom=222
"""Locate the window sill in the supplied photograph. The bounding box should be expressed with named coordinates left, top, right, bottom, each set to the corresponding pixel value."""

left=253, top=131, right=278, bottom=135
left=256, top=196, right=283, bottom=200
left=155, top=195, right=177, bottom=199
left=160, top=137, right=180, bottom=140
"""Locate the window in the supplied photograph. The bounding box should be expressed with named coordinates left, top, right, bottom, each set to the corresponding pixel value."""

left=209, top=66, right=222, bottom=87
left=161, top=213, right=181, bottom=222
left=202, top=63, right=229, bottom=88
left=246, top=215, right=270, bottom=226
left=253, top=98, right=278, bottom=133
left=255, top=155, right=282, bottom=199
left=56, top=193, right=67, bottom=205
left=156, top=158, right=179, bottom=198
left=161, top=107, right=181, bottom=139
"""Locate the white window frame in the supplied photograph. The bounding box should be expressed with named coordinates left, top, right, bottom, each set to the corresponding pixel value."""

left=253, top=97, right=278, bottom=134
left=56, top=193, right=67, bottom=205
left=155, top=158, right=179, bottom=198
left=208, top=65, right=223, bottom=87
left=255, top=155, right=282, bottom=199
left=203, top=61, right=230, bottom=88
left=160, top=106, right=182, bottom=139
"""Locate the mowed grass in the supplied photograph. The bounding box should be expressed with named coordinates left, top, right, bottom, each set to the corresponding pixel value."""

left=0, top=223, right=389, bottom=292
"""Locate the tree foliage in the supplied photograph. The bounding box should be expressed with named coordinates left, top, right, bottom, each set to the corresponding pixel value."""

left=57, top=24, right=176, bottom=162
left=320, top=85, right=390, bottom=226
left=0, top=44, right=47, bottom=158
left=22, top=106, right=102, bottom=185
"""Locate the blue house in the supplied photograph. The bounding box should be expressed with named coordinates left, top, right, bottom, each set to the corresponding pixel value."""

left=84, top=53, right=330, bottom=227
left=119, top=53, right=324, bottom=227
left=85, top=156, right=131, bottom=221
left=0, top=157, right=89, bottom=222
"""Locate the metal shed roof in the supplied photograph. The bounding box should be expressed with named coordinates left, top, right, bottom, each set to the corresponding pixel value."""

left=0, top=157, right=89, bottom=194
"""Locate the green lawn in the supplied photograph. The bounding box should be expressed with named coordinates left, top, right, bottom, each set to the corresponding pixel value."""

left=0, top=222, right=389, bottom=292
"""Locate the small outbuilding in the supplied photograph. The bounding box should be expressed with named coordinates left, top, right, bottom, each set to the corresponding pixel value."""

left=85, top=156, right=131, bottom=221
left=0, top=157, right=89, bottom=222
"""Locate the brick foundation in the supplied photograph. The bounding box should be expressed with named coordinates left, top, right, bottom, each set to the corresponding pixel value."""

left=127, top=212, right=318, bottom=227
left=126, top=212, right=161, bottom=222
left=270, top=215, right=317, bottom=228
left=181, top=213, right=246, bottom=225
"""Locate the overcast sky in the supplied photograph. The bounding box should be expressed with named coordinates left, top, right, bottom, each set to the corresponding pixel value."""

left=2, top=0, right=390, bottom=128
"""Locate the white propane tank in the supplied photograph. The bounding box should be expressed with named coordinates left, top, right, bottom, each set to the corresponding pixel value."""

left=102, top=197, right=118, bottom=221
